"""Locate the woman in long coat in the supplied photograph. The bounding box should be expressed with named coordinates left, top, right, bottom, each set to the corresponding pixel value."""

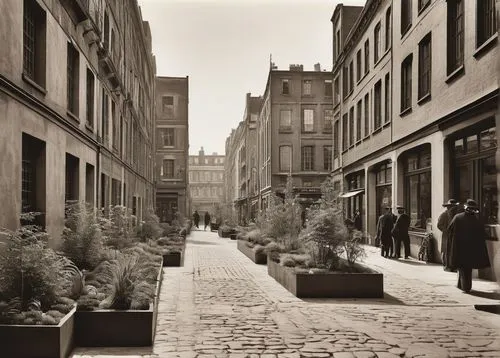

left=447, top=199, right=490, bottom=293
left=437, top=199, right=459, bottom=271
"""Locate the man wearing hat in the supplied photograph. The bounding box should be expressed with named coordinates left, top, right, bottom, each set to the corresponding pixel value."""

left=447, top=199, right=490, bottom=293
left=437, top=199, right=459, bottom=271
left=377, top=206, right=395, bottom=258
left=392, top=205, right=411, bottom=259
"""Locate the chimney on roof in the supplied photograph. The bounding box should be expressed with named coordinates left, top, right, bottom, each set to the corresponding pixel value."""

left=314, top=63, right=321, bottom=71
left=289, top=64, right=303, bottom=71
left=199, top=147, right=205, bottom=158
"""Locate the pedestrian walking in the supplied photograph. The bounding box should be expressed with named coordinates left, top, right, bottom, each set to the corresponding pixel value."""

left=204, top=212, right=211, bottom=231
left=392, top=205, right=411, bottom=259
left=193, top=210, right=200, bottom=229
left=447, top=199, right=490, bottom=293
left=353, top=209, right=362, bottom=231
left=377, top=206, right=394, bottom=258
left=437, top=198, right=459, bottom=271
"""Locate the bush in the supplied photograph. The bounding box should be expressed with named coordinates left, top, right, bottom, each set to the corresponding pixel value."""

left=0, top=224, right=67, bottom=311
left=61, top=201, right=104, bottom=271
left=279, top=253, right=312, bottom=268
left=137, top=209, right=162, bottom=241
left=99, top=206, right=137, bottom=250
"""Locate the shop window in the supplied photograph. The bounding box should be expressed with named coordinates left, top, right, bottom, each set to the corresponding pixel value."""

left=404, top=145, right=432, bottom=229
left=452, top=124, right=497, bottom=227
left=376, top=162, right=393, bottom=221
left=346, top=171, right=365, bottom=220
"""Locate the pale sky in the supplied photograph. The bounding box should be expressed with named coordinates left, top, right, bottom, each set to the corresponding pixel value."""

left=138, top=0, right=366, bottom=155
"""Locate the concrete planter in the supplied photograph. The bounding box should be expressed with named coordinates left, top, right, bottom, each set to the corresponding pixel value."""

left=267, top=259, right=383, bottom=298
left=0, top=306, right=76, bottom=358
left=162, top=251, right=182, bottom=267
left=237, top=240, right=267, bottom=264
left=75, top=260, right=163, bottom=347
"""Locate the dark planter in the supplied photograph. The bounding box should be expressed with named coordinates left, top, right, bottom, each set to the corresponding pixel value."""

left=163, top=251, right=182, bottom=267
left=75, top=260, right=163, bottom=347
left=0, top=306, right=76, bottom=358
left=237, top=240, right=267, bottom=264
left=267, top=259, right=384, bottom=298
left=230, top=233, right=237, bottom=240
left=210, top=223, right=220, bottom=231
left=218, top=227, right=233, bottom=238
left=475, top=305, right=500, bottom=315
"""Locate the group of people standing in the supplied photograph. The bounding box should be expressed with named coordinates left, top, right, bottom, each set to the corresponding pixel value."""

left=376, top=205, right=411, bottom=259
left=192, top=210, right=211, bottom=231
left=375, top=199, right=490, bottom=293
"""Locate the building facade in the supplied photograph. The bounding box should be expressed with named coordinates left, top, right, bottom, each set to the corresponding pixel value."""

left=332, top=0, right=499, bottom=279
left=189, top=148, right=225, bottom=217
left=0, top=0, right=156, bottom=245
left=154, top=76, right=189, bottom=223
left=225, top=65, right=334, bottom=223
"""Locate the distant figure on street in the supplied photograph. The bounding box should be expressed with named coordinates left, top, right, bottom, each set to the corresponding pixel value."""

left=204, top=212, right=211, bottom=231
left=377, top=206, right=394, bottom=258
left=447, top=199, right=490, bottom=293
left=392, top=205, right=411, bottom=259
left=353, top=209, right=362, bottom=231
left=193, top=210, right=200, bottom=229
left=437, top=199, right=459, bottom=271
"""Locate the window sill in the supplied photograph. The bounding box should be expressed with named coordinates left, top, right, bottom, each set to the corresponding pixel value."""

left=67, top=110, right=80, bottom=124
left=474, top=33, right=498, bottom=59
left=85, top=122, right=94, bottom=133
left=162, top=145, right=175, bottom=149
left=417, top=2, right=431, bottom=16
left=301, top=131, right=316, bottom=134
left=372, top=127, right=382, bottom=135
left=401, top=24, right=412, bottom=39
left=279, top=129, right=293, bottom=134
left=322, top=130, right=333, bottom=134
left=382, top=121, right=391, bottom=129
left=445, top=65, right=465, bottom=84
left=342, top=149, right=348, bottom=154
left=355, top=140, right=362, bottom=146
left=400, top=107, right=412, bottom=117
left=363, top=134, right=371, bottom=141
left=334, top=102, right=340, bottom=110
left=22, top=74, right=47, bottom=95
left=302, top=94, right=313, bottom=98
left=349, top=145, right=355, bottom=150
left=417, top=92, right=431, bottom=105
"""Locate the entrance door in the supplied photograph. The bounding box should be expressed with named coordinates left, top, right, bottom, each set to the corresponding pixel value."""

left=157, top=198, right=178, bottom=223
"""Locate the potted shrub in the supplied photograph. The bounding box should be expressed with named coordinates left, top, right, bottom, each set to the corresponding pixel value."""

left=266, top=178, right=383, bottom=298
left=237, top=228, right=272, bottom=265
left=0, top=214, right=79, bottom=358
left=155, top=235, right=185, bottom=267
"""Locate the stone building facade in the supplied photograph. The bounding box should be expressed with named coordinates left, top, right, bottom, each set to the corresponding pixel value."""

left=0, top=0, right=156, bottom=245
left=154, top=76, right=189, bottom=223
left=225, top=65, right=334, bottom=223
left=332, top=0, right=499, bottom=279
left=189, top=148, right=225, bottom=218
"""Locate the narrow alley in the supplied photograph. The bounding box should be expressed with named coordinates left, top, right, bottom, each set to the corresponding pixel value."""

left=72, top=230, right=500, bottom=358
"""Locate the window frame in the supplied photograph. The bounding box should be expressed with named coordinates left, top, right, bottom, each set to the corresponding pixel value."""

left=401, top=54, right=413, bottom=113
left=302, top=79, right=312, bottom=96
left=356, top=100, right=362, bottom=141
left=86, top=68, right=95, bottom=128
left=23, top=0, right=46, bottom=88
left=301, top=146, right=314, bottom=171
left=281, top=79, right=290, bottom=95
left=67, top=42, right=79, bottom=116
left=418, top=0, right=431, bottom=13
left=302, top=109, right=315, bottom=133
left=476, top=0, right=497, bottom=48
left=374, top=80, right=382, bottom=130
left=364, top=40, right=370, bottom=75
left=401, top=0, right=413, bottom=36
left=384, top=73, right=391, bottom=124
left=323, top=109, right=333, bottom=133
left=385, top=7, right=392, bottom=51
left=418, top=33, right=432, bottom=101
left=162, top=128, right=175, bottom=147
left=163, top=159, right=175, bottom=179
left=342, top=113, right=348, bottom=152
left=279, top=145, right=292, bottom=172
left=279, top=109, right=292, bottom=131
left=374, top=22, right=382, bottom=63
left=356, top=50, right=362, bottom=82
left=364, top=93, right=370, bottom=137
left=324, top=79, right=333, bottom=97
left=349, top=107, right=355, bottom=147
left=323, top=146, right=333, bottom=171
left=447, top=0, right=464, bottom=75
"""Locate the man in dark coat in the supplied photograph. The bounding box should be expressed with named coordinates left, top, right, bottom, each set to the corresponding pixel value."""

left=377, top=207, right=394, bottom=258
left=193, top=210, right=200, bottom=229
left=353, top=209, right=362, bottom=231
left=204, top=212, right=211, bottom=231
left=437, top=199, right=459, bottom=271
left=447, top=199, right=490, bottom=293
left=392, top=205, right=411, bottom=259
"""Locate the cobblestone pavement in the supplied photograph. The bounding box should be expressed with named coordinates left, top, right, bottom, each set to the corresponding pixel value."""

left=72, top=230, right=500, bottom=358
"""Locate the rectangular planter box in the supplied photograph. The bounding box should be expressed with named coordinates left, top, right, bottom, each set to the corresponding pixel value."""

left=0, top=306, right=76, bottom=358
left=237, top=240, right=267, bottom=264
left=267, top=259, right=383, bottom=298
left=75, top=260, right=163, bottom=347
left=163, top=251, right=182, bottom=267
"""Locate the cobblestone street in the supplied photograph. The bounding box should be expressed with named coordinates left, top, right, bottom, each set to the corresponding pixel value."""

left=72, top=230, right=500, bottom=358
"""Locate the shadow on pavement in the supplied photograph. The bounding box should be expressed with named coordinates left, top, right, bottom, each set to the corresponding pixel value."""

left=71, top=347, right=154, bottom=356
left=475, top=304, right=500, bottom=315
left=188, top=239, right=219, bottom=246
left=468, top=289, right=500, bottom=300
left=303, top=292, right=405, bottom=306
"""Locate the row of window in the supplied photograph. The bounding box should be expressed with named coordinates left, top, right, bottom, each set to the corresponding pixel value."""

left=337, top=73, right=391, bottom=154
left=189, top=171, right=224, bottom=182
left=191, top=186, right=224, bottom=198
left=279, top=145, right=332, bottom=172
left=188, top=157, right=225, bottom=165
left=279, top=108, right=333, bottom=133
left=338, top=7, right=392, bottom=103
left=281, top=78, right=333, bottom=97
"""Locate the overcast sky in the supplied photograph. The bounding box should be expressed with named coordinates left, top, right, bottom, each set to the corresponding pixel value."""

left=138, top=0, right=366, bottom=155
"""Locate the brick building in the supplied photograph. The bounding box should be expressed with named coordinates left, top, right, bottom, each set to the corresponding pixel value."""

left=0, top=0, right=156, bottom=244
left=189, top=148, right=225, bottom=218
left=155, top=76, right=189, bottom=223
left=332, top=0, right=498, bottom=278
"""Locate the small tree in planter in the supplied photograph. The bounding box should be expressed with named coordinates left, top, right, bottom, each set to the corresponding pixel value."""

left=137, top=209, right=162, bottom=242
left=99, top=206, right=137, bottom=250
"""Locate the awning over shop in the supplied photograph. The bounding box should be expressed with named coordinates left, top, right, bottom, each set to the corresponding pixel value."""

left=338, top=189, right=365, bottom=198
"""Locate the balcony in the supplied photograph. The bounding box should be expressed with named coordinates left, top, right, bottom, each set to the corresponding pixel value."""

left=98, top=44, right=121, bottom=90
left=61, top=0, right=91, bottom=24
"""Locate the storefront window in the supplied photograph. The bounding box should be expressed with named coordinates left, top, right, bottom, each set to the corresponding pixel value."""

left=454, top=138, right=465, bottom=155
left=346, top=171, right=365, bottom=222
left=452, top=121, right=497, bottom=231
left=404, top=145, right=432, bottom=230
left=375, top=162, right=392, bottom=220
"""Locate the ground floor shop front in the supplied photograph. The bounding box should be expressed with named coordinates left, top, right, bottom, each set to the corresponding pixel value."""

left=335, top=109, right=499, bottom=281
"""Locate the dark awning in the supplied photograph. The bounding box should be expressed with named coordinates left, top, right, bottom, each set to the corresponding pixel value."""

left=338, top=189, right=365, bottom=198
